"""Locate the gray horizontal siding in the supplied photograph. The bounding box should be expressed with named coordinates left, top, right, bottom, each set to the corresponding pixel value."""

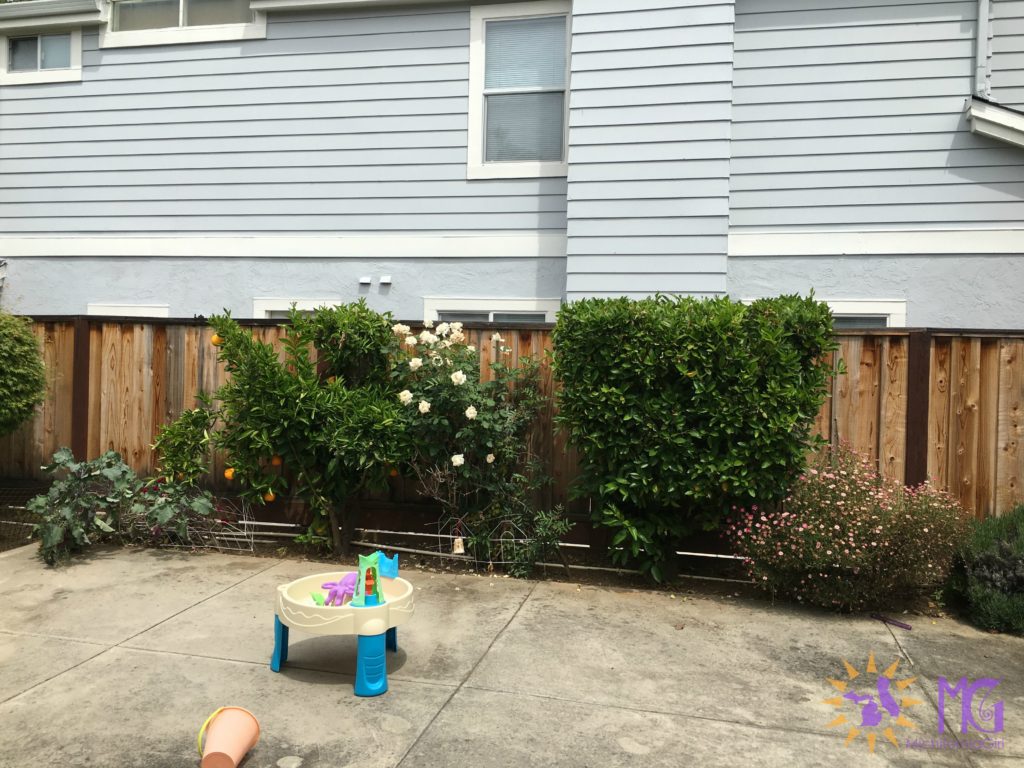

left=992, top=0, right=1024, bottom=108
left=0, top=5, right=566, bottom=237
left=565, top=0, right=733, bottom=300
left=730, top=0, right=1024, bottom=231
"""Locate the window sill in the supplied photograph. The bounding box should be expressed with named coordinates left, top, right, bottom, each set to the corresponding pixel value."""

left=0, top=66, right=81, bottom=85
left=467, top=160, right=568, bottom=180
left=98, top=16, right=266, bottom=49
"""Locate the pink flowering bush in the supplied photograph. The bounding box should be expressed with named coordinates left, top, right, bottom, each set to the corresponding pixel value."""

left=725, top=444, right=971, bottom=610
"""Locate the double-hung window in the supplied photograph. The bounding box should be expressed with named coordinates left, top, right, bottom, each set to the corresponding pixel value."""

left=468, top=1, right=570, bottom=179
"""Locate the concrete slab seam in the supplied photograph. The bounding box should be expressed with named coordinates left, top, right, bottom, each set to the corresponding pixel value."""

left=393, top=581, right=540, bottom=767
left=112, top=557, right=283, bottom=650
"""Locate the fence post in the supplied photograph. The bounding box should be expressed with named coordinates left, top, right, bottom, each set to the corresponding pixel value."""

left=904, top=330, right=932, bottom=486
left=70, top=317, right=91, bottom=460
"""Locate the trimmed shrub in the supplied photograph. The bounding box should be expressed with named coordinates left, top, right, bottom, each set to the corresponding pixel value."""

left=0, top=311, right=46, bottom=436
left=950, top=505, right=1024, bottom=635
left=552, top=294, right=836, bottom=580
left=725, top=444, right=971, bottom=610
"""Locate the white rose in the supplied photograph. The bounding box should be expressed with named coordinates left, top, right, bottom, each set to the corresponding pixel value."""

left=465, top=406, right=478, bottom=420
left=486, top=453, right=495, bottom=464
left=398, top=390, right=413, bottom=405
left=451, top=322, right=464, bottom=332
left=391, top=323, right=411, bottom=336
left=431, top=355, right=444, bottom=366
left=491, top=333, right=504, bottom=343
left=436, top=322, right=451, bottom=336
left=467, top=345, right=476, bottom=353
left=418, top=400, right=431, bottom=414
left=440, top=339, right=452, bottom=348
left=405, top=335, right=418, bottom=347
left=419, top=330, right=438, bottom=345
left=423, top=319, right=434, bottom=328
left=409, top=357, right=423, bottom=371
left=451, top=370, right=467, bottom=386
left=451, top=454, right=465, bottom=467
left=450, top=330, right=465, bottom=343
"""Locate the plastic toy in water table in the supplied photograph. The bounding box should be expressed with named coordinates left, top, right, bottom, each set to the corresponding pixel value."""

left=270, top=551, right=412, bottom=697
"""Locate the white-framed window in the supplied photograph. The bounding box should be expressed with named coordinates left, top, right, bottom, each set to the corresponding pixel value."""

left=467, top=1, right=570, bottom=180
left=100, top=0, right=266, bottom=48
left=0, top=29, right=81, bottom=85
left=826, top=300, right=907, bottom=329
left=423, top=297, right=561, bottom=324
left=252, top=298, right=341, bottom=319
left=87, top=303, right=170, bottom=318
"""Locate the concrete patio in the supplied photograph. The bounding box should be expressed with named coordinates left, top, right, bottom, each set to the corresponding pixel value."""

left=0, top=543, right=1020, bottom=767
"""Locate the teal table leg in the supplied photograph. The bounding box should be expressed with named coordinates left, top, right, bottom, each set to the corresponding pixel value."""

left=386, top=627, right=397, bottom=653
left=271, top=615, right=289, bottom=672
left=354, top=633, right=388, bottom=697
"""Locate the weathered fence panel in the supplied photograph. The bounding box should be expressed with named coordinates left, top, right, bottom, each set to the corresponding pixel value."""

left=4, top=319, right=1024, bottom=519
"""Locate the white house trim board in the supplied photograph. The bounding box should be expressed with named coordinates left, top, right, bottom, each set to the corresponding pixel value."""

left=98, top=11, right=267, bottom=48
left=87, top=303, right=170, bottom=318
left=253, top=298, right=342, bottom=317
left=728, top=229, right=1024, bottom=256
left=966, top=96, right=1024, bottom=149
left=422, top=297, right=562, bottom=323
left=466, top=0, right=571, bottom=181
left=0, top=234, right=568, bottom=259
left=825, top=300, right=907, bottom=327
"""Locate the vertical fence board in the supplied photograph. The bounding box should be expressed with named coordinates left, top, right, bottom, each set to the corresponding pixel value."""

left=948, top=339, right=982, bottom=514
left=976, top=340, right=1001, bottom=518
left=833, top=337, right=880, bottom=463
left=878, top=337, right=908, bottom=483
left=996, top=340, right=1024, bottom=515
left=87, top=324, right=103, bottom=460
left=928, top=338, right=952, bottom=487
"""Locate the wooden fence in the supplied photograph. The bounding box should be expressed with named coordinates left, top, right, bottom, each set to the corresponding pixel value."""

left=3, top=319, right=1024, bottom=518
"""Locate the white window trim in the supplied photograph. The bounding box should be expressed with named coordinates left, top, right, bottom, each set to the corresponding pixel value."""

left=253, top=297, right=341, bottom=318
left=0, top=28, right=82, bottom=85
left=422, top=297, right=561, bottom=323
left=99, top=3, right=267, bottom=49
left=87, top=302, right=170, bottom=318
left=467, top=0, right=570, bottom=180
left=825, top=300, right=907, bottom=328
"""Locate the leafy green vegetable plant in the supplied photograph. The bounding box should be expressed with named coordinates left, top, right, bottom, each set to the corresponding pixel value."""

left=29, top=449, right=133, bottom=565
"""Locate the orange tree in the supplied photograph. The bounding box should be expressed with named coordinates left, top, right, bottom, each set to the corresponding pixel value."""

left=160, top=301, right=404, bottom=554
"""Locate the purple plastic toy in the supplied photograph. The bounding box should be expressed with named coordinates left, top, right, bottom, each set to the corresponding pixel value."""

left=321, top=572, right=358, bottom=607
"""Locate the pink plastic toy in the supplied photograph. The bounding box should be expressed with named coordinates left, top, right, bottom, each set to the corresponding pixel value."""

left=321, top=572, right=358, bottom=606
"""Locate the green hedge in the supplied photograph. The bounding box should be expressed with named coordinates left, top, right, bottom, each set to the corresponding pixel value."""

left=0, top=311, right=46, bottom=437
left=950, top=506, right=1024, bottom=635
left=552, top=294, right=835, bottom=580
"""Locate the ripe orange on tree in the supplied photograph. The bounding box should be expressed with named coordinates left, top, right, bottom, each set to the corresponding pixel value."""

left=263, top=490, right=276, bottom=503
left=270, top=455, right=283, bottom=467
left=224, top=467, right=235, bottom=481
left=211, top=333, right=224, bottom=346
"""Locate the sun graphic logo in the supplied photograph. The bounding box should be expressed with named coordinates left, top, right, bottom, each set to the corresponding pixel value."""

left=823, top=652, right=922, bottom=752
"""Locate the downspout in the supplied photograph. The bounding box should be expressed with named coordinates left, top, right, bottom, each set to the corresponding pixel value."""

left=975, top=0, right=991, bottom=97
